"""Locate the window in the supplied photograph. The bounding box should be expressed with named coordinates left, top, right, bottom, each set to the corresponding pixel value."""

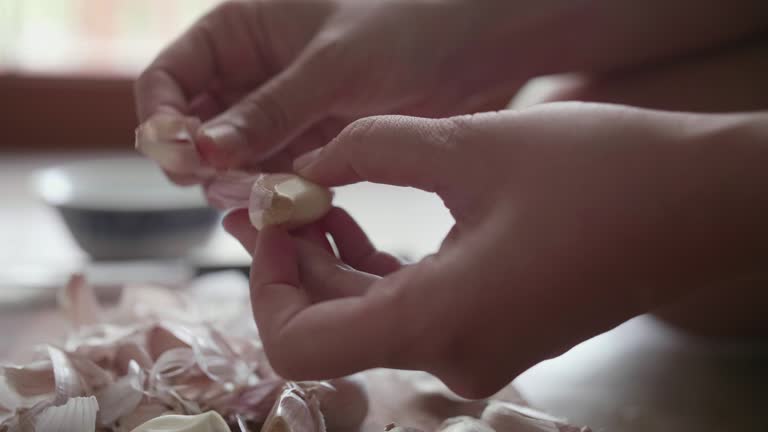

left=1, top=1, right=222, bottom=150
left=0, top=0, right=222, bottom=76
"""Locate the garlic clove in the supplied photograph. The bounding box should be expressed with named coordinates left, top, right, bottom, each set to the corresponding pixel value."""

left=117, top=403, right=176, bottom=432
left=129, top=411, right=231, bottom=432
left=249, top=174, right=332, bottom=230
left=135, top=113, right=213, bottom=178
left=438, top=416, right=495, bottom=432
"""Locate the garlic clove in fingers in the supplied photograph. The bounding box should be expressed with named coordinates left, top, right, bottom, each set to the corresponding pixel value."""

left=135, top=112, right=213, bottom=178
left=249, top=174, right=332, bottom=230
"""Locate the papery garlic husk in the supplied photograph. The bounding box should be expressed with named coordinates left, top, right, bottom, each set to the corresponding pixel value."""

left=438, top=416, right=494, bottom=432
left=249, top=174, right=332, bottom=230
left=135, top=112, right=213, bottom=178
left=261, top=383, right=325, bottom=432
left=96, top=360, right=145, bottom=426
left=2, top=360, right=54, bottom=397
left=128, top=411, right=231, bottom=432
left=204, top=171, right=257, bottom=210
left=480, top=401, right=589, bottom=432
left=35, top=396, right=99, bottom=432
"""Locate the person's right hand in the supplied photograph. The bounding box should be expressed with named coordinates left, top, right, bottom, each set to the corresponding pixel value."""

left=224, top=102, right=768, bottom=398
left=135, top=0, right=524, bottom=180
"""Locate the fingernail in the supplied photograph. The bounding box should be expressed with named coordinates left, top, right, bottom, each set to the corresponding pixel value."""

left=198, top=124, right=245, bottom=168
left=293, top=147, right=323, bottom=173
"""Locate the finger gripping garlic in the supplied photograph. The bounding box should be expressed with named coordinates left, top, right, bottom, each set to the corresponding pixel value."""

left=249, top=174, right=333, bottom=230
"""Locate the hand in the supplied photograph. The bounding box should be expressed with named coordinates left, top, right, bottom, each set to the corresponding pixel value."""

left=225, top=102, right=768, bottom=398
left=134, top=0, right=523, bottom=180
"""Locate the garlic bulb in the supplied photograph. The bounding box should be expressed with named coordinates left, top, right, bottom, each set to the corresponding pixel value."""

left=249, top=174, right=333, bottom=230
left=128, top=411, right=231, bottom=432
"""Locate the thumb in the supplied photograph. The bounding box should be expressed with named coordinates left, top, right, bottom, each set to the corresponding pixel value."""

left=197, top=62, right=335, bottom=169
left=293, top=115, right=465, bottom=193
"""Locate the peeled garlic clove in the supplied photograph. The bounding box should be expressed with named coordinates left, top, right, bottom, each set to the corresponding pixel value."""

left=129, top=411, right=231, bottom=432
left=135, top=113, right=213, bottom=178
left=438, top=417, right=495, bottom=432
left=249, top=174, right=332, bottom=230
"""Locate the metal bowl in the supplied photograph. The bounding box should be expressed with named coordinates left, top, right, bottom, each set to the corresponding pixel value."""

left=34, top=157, right=219, bottom=260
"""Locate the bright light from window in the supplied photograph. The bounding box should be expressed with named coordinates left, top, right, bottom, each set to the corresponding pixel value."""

left=0, top=0, right=223, bottom=76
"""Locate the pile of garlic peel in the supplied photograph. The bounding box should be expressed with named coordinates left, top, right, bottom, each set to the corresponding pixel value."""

left=0, top=275, right=367, bottom=432
left=135, top=114, right=333, bottom=230
left=388, top=400, right=590, bottom=432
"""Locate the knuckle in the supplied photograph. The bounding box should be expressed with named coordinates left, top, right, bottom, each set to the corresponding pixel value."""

left=336, top=116, right=382, bottom=145
left=308, top=33, right=351, bottom=70
left=442, top=115, right=476, bottom=151
left=241, top=91, right=291, bottom=136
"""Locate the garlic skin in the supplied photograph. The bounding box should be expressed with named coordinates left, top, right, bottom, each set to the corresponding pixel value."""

left=261, top=383, right=325, bottom=432
left=129, top=411, right=231, bottom=432
left=249, top=174, right=333, bottom=230
left=36, top=396, right=99, bottom=432
left=135, top=113, right=213, bottom=178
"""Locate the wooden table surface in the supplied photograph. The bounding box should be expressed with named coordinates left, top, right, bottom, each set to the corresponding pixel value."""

left=1, top=152, right=766, bottom=432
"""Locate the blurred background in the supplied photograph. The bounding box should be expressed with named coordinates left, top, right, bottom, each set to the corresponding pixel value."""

left=1, top=0, right=220, bottom=149
left=0, top=0, right=453, bottom=295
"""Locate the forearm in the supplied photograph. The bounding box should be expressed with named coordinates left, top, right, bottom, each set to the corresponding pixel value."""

left=455, top=0, right=768, bottom=82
